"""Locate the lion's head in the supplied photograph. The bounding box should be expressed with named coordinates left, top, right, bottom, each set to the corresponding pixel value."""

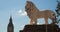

left=25, top=1, right=36, bottom=13
left=25, top=1, right=38, bottom=16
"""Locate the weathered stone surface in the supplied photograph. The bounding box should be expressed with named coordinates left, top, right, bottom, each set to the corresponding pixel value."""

left=20, top=24, right=59, bottom=32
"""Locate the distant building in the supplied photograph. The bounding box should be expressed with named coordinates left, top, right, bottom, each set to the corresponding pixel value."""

left=7, top=16, right=14, bottom=32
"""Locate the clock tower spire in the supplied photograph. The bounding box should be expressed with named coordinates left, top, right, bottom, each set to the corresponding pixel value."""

left=7, top=16, right=14, bottom=32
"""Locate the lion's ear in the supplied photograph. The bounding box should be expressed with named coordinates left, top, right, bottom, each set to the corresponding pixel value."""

left=27, top=1, right=30, bottom=3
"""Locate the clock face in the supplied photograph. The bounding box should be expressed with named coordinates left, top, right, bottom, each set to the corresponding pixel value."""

left=8, top=27, right=13, bottom=31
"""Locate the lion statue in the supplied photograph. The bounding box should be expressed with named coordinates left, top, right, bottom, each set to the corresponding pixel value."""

left=25, top=1, right=56, bottom=25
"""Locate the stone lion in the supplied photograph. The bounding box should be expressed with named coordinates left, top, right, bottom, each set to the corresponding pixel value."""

left=25, top=1, right=56, bottom=25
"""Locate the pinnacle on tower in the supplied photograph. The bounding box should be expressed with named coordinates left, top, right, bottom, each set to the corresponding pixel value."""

left=9, top=16, right=12, bottom=24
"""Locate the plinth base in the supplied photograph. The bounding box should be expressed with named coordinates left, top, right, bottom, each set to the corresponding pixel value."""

left=20, top=24, right=59, bottom=32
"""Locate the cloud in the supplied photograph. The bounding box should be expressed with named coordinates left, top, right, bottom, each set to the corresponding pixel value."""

left=20, top=11, right=27, bottom=16
left=37, top=22, right=40, bottom=25
left=17, top=9, right=27, bottom=16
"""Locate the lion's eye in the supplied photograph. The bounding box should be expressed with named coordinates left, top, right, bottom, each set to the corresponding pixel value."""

left=53, top=14, right=55, bottom=16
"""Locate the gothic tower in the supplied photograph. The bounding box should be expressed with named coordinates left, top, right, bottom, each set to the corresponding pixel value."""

left=7, top=16, right=14, bottom=32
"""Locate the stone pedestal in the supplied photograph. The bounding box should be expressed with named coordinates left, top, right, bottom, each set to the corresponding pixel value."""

left=20, top=24, right=59, bottom=32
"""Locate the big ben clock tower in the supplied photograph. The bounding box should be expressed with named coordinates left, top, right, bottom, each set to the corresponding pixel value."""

left=7, top=16, right=14, bottom=32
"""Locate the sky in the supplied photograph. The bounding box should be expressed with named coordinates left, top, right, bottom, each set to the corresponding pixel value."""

left=0, top=0, right=59, bottom=32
